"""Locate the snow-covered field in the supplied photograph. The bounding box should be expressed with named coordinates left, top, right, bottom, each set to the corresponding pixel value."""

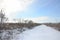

left=0, top=25, right=60, bottom=40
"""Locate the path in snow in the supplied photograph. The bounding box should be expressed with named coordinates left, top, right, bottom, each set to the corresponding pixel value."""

left=0, top=25, right=60, bottom=40
left=22, top=25, right=60, bottom=40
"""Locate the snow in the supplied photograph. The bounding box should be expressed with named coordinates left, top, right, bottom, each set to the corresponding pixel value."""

left=22, top=25, right=60, bottom=40
left=0, top=25, right=60, bottom=40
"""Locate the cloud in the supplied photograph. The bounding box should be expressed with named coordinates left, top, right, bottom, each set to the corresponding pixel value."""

left=30, top=16, right=60, bottom=23
left=24, top=16, right=60, bottom=23
left=6, top=16, right=60, bottom=23
left=0, top=0, right=34, bottom=19
left=31, top=16, right=49, bottom=23
left=20, top=16, right=49, bottom=23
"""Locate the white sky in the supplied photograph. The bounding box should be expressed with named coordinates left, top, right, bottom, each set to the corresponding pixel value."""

left=0, top=0, right=49, bottom=23
left=0, top=0, right=59, bottom=23
left=0, top=0, right=34, bottom=18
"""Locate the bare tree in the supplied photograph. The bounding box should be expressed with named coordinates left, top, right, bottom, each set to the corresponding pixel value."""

left=28, top=20, right=33, bottom=24
left=0, top=9, right=7, bottom=23
left=24, top=20, right=28, bottom=23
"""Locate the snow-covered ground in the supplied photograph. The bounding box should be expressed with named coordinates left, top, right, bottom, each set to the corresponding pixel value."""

left=22, top=25, right=60, bottom=40
left=0, top=25, right=60, bottom=40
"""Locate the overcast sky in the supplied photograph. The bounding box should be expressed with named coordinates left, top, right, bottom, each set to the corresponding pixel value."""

left=0, top=0, right=60, bottom=23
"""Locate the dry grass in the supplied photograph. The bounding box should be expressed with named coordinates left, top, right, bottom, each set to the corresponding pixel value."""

left=0, top=23, right=41, bottom=30
left=44, top=23, right=60, bottom=31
